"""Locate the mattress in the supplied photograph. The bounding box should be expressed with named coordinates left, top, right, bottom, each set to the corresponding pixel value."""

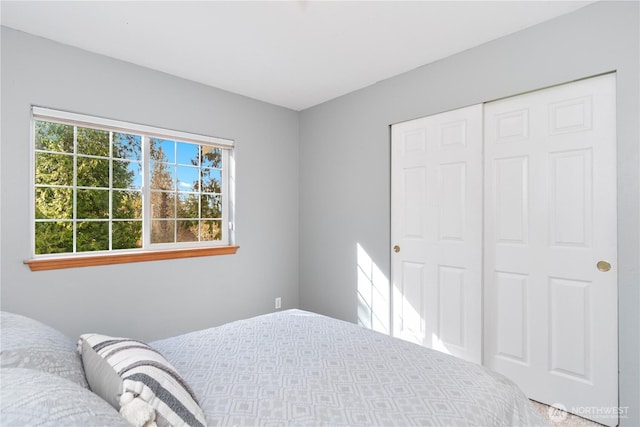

left=151, top=309, right=546, bottom=426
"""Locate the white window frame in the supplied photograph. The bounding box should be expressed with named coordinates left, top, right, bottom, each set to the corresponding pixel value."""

left=30, top=106, right=235, bottom=258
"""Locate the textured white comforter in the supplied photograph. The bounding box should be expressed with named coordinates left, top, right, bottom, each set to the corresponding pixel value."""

left=151, top=309, right=547, bottom=426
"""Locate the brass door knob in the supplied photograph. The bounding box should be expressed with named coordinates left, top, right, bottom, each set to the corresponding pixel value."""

left=597, top=260, right=611, bottom=272
left=393, top=245, right=400, bottom=253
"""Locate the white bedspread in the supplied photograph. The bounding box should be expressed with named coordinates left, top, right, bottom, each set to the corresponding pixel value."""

left=151, top=309, right=547, bottom=426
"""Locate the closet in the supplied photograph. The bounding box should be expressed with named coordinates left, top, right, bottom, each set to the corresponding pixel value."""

left=390, top=73, right=617, bottom=426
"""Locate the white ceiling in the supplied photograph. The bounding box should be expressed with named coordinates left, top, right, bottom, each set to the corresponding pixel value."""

left=1, top=1, right=593, bottom=111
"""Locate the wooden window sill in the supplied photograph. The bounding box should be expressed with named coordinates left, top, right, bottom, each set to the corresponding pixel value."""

left=24, top=246, right=239, bottom=271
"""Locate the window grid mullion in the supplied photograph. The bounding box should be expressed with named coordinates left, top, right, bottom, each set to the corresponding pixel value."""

left=198, top=146, right=202, bottom=242
left=142, top=135, right=151, bottom=249
left=108, top=132, right=113, bottom=251
left=173, top=141, right=178, bottom=244
left=225, top=149, right=230, bottom=244
left=72, top=126, right=78, bottom=254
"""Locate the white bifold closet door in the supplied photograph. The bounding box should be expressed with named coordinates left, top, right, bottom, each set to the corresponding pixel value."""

left=391, top=74, right=618, bottom=426
left=483, top=73, right=618, bottom=427
left=391, top=104, right=483, bottom=364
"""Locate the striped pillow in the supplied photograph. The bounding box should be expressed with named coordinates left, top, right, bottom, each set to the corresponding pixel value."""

left=78, top=333, right=206, bottom=427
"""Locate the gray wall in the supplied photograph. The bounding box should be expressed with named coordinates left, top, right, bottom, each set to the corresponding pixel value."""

left=0, top=27, right=300, bottom=341
left=299, top=1, right=639, bottom=424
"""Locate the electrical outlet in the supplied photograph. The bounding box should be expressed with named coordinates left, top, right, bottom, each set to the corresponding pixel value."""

left=275, top=297, right=282, bottom=309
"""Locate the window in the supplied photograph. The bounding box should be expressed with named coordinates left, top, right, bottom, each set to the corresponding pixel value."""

left=29, top=107, right=235, bottom=268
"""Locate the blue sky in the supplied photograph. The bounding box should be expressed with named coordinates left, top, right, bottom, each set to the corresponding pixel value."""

left=150, top=139, right=221, bottom=193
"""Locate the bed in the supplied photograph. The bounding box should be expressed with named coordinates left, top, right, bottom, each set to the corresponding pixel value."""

left=1, top=309, right=547, bottom=426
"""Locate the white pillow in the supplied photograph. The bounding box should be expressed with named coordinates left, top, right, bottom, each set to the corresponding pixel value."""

left=1, top=368, right=130, bottom=426
left=0, top=311, right=88, bottom=388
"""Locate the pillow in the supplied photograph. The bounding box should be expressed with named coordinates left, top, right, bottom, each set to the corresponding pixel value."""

left=1, top=368, right=131, bottom=427
left=0, top=311, right=88, bottom=388
left=78, top=333, right=207, bottom=427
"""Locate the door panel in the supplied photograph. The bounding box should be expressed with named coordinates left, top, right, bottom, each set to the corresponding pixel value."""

left=439, top=162, right=466, bottom=240
left=391, top=104, right=483, bottom=364
left=483, top=74, right=617, bottom=426
left=549, top=277, right=590, bottom=380
left=549, top=150, right=591, bottom=246
left=495, top=272, right=528, bottom=364
left=494, top=156, right=528, bottom=243
left=397, top=260, right=426, bottom=343
left=402, top=167, right=426, bottom=239
left=438, top=265, right=465, bottom=347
